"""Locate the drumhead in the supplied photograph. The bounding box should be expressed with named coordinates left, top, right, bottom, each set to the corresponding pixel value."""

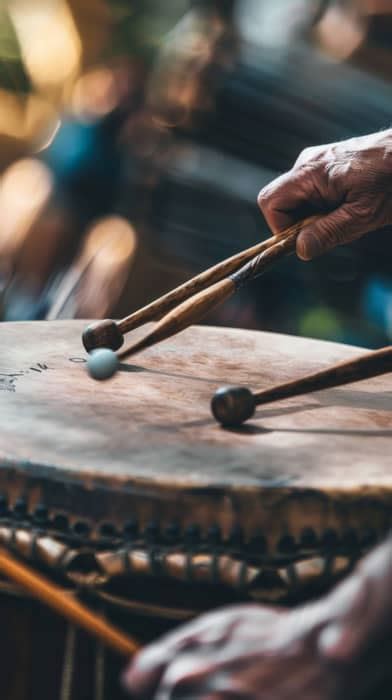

left=0, top=321, right=391, bottom=549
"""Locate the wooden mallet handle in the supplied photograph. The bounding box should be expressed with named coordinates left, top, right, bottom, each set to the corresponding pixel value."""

left=82, top=235, right=280, bottom=352
left=82, top=217, right=316, bottom=352
left=211, top=346, right=392, bottom=427
left=0, top=548, right=139, bottom=658
left=118, top=232, right=298, bottom=360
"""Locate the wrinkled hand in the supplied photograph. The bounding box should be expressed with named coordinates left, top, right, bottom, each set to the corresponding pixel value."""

left=123, top=538, right=392, bottom=699
left=258, top=130, right=392, bottom=260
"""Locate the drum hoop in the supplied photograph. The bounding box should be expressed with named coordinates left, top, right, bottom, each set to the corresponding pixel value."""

left=0, top=510, right=378, bottom=614
left=0, top=460, right=390, bottom=562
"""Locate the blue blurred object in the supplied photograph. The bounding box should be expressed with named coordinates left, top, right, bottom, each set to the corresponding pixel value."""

left=362, top=277, right=392, bottom=340
left=43, top=121, right=96, bottom=179
left=3, top=288, right=50, bottom=321
left=41, top=113, right=125, bottom=223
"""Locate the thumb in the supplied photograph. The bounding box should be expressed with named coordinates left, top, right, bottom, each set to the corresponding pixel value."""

left=296, top=205, right=360, bottom=260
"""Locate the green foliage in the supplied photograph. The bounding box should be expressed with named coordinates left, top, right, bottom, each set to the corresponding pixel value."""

left=0, top=8, right=30, bottom=92
left=299, top=306, right=343, bottom=341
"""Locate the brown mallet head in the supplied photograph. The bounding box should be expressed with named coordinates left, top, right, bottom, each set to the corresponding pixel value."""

left=211, top=386, right=255, bottom=427
left=82, top=319, right=124, bottom=353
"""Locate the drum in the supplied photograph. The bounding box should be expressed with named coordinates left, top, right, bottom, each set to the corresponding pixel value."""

left=0, top=320, right=391, bottom=700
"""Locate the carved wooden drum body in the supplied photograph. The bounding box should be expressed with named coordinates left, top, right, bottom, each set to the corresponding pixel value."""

left=0, top=320, right=391, bottom=699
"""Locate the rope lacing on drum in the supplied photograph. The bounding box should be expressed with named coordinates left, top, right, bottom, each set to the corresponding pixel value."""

left=60, top=623, right=77, bottom=700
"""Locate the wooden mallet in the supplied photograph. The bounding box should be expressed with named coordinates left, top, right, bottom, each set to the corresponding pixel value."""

left=117, top=230, right=299, bottom=360
left=0, top=547, right=139, bottom=658
left=82, top=218, right=313, bottom=353
left=211, top=346, right=392, bottom=427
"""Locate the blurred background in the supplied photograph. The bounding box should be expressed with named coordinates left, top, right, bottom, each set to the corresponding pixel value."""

left=1, top=0, right=392, bottom=347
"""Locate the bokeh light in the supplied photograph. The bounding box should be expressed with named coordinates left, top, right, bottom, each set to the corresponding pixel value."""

left=0, top=158, right=53, bottom=258
left=9, top=0, right=81, bottom=97
left=0, top=0, right=391, bottom=345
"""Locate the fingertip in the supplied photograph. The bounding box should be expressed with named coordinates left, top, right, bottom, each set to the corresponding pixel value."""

left=318, top=624, right=346, bottom=658
left=121, top=665, right=154, bottom=698
left=318, top=623, right=363, bottom=663
left=296, top=239, right=312, bottom=261
left=121, top=658, right=140, bottom=690
left=121, top=669, right=135, bottom=694
left=121, top=647, right=170, bottom=697
left=296, top=231, right=323, bottom=260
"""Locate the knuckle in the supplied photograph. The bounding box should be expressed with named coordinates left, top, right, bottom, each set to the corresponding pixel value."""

left=258, top=171, right=292, bottom=209
left=295, top=145, right=322, bottom=166
left=357, top=201, right=376, bottom=224
left=302, top=146, right=314, bottom=156
left=295, top=161, right=325, bottom=190
left=345, top=200, right=375, bottom=230
left=257, top=184, right=275, bottom=212
left=295, top=147, right=312, bottom=165
left=257, top=188, right=268, bottom=208
left=319, top=218, right=347, bottom=247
